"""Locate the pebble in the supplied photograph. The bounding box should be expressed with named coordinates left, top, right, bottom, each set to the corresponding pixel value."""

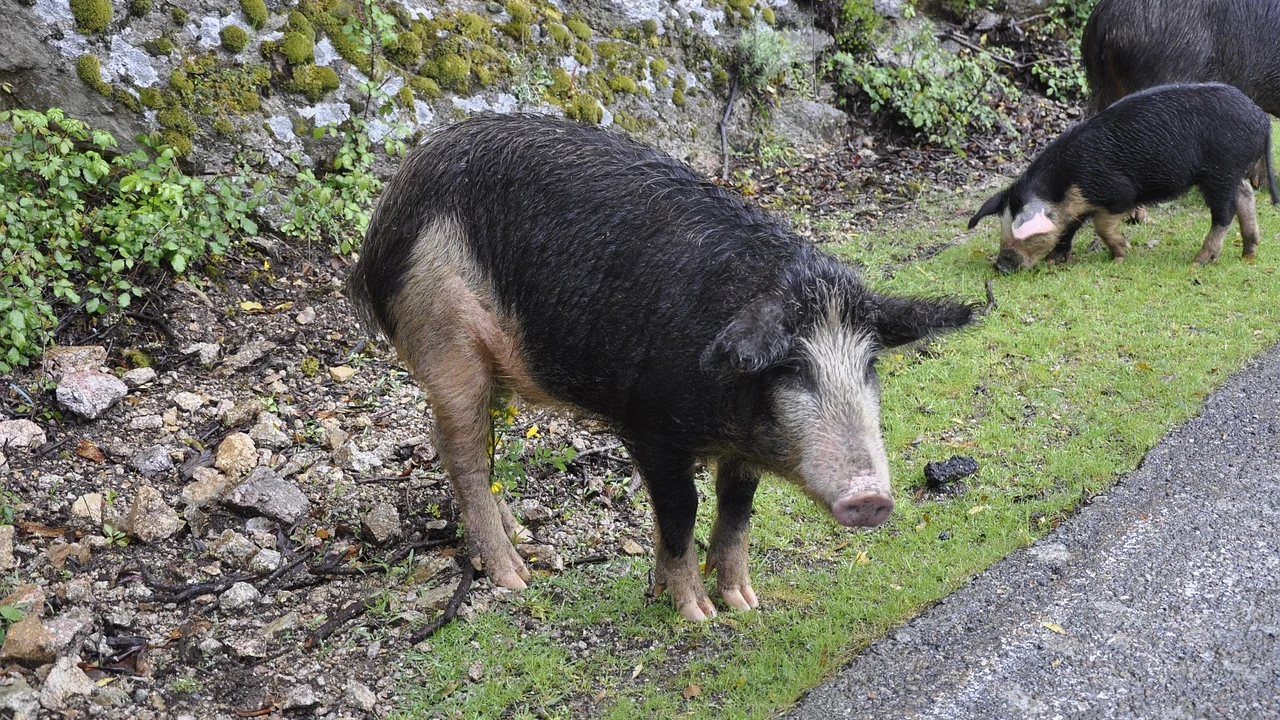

left=55, top=370, right=128, bottom=419
left=220, top=582, right=261, bottom=611
left=124, top=486, right=184, bottom=543
left=344, top=680, right=377, bottom=712
left=181, top=342, right=220, bottom=366
left=222, top=467, right=311, bottom=525
left=172, top=391, right=205, bottom=412
left=295, top=306, right=316, bottom=324
left=0, top=419, right=46, bottom=450
left=210, top=530, right=258, bottom=565
left=361, top=503, right=402, bottom=545
left=42, top=345, right=106, bottom=379
left=182, top=467, right=236, bottom=508
left=248, top=548, right=282, bottom=573
left=0, top=525, right=14, bottom=570
left=0, top=615, right=55, bottom=666
left=128, top=414, right=164, bottom=430
left=215, top=433, right=258, bottom=477
left=121, top=367, right=158, bottom=387
left=328, top=365, right=357, bottom=383
left=128, top=445, right=174, bottom=477
left=39, top=656, right=96, bottom=711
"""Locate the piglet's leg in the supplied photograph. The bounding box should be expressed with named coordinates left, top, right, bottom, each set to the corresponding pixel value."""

left=630, top=444, right=717, bottom=621
left=1092, top=211, right=1130, bottom=262
left=705, top=458, right=760, bottom=611
left=1237, top=179, right=1260, bottom=261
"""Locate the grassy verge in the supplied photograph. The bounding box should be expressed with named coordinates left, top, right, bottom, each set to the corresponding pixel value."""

left=393, top=153, right=1280, bottom=719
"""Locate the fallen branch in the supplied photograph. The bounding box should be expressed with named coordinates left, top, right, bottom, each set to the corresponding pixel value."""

left=304, top=593, right=378, bottom=648
left=564, top=553, right=613, bottom=568
left=985, top=278, right=999, bottom=313
left=719, top=75, right=740, bottom=180
left=407, top=558, right=476, bottom=645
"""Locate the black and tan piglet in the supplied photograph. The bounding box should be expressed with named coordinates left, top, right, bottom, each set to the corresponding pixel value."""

left=346, top=115, right=975, bottom=620
left=970, top=83, right=1277, bottom=273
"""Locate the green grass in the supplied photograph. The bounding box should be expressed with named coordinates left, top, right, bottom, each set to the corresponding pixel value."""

left=394, top=150, right=1280, bottom=719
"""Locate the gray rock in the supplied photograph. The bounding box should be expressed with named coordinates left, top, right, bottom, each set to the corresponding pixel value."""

left=218, top=337, right=277, bottom=376
left=71, top=493, right=104, bottom=525
left=770, top=96, right=849, bottom=153
left=220, top=581, right=261, bottom=611
left=182, top=467, right=236, bottom=508
left=261, top=611, right=298, bottom=637
left=172, top=391, right=206, bottom=412
left=198, top=637, right=223, bottom=656
left=39, top=656, right=96, bottom=711
left=249, top=412, right=292, bottom=450
left=222, top=399, right=262, bottom=428
left=44, top=609, right=94, bottom=654
left=295, top=306, right=316, bottom=324
left=128, top=445, right=174, bottom=477
left=56, top=370, right=128, bottom=419
left=248, top=548, right=282, bottom=573
left=0, top=673, right=39, bottom=720
left=283, top=684, right=320, bottom=710
left=517, top=543, right=565, bottom=572
left=0, top=525, right=14, bottom=571
left=361, top=503, right=402, bottom=545
left=121, top=367, right=157, bottom=387
left=128, top=414, right=164, bottom=430
left=40, top=345, right=106, bottom=379
left=124, top=486, right=184, bottom=543
left=344, top=680, right=377, bottom=712
left=184, top=505, right=211, bottom=539
left=0, top=420, right=46, bottom=450
left=222, top=467, right=311, bottom=525
left=181, top=342, right=221, bottom=366
left=334, top=440, right=384, bottom=474
left=210, top=529, right=258, bottom=565
left=214, top=432, right=258, bottom=477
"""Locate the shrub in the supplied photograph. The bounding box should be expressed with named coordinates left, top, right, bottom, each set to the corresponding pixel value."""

left=0, top=109, right=262, bottom=371
left=70, top=0, right=113, bottom=33
left=221, top=26, right=250, bottom=54
left=280, top=122, right=381, bottom=255
left=239, top=0, right=268, bottom=30
left=735, top=26, right=792, bottom=90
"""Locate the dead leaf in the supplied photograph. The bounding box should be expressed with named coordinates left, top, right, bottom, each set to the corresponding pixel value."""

left=17, top=521, right=67, bottom=538
left=854, top=551, right=871, bottom=565
left=1040, top=621, right=1067, bottom=635
left=968, top=505, right=990, bottom=515
left=682, top=684, right=702, bottom=699
left=630, top=663, right=643, bottom=680
left=75, top=439, right=105, bottom=463
left=238, top=301, right=264, bottom=313
left=620, top=539, right=645, bottom=555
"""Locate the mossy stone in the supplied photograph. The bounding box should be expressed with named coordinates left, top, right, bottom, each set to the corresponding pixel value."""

left=170, top=69, right=195, bottom=94
left=386, top=31, right=422, bottom=65
left=212, top=117, right=235, bottom=135
left=70, top=0, right=113, bottom=34
left=221, top=26, right=250, bottom=54
left=547, top=22, right=572, bottom=46
left=281, top=31, right=316, bottom=65
left=410, top=76, right=442, bottom=98
left=505, top=0, right=533, bottom=23
left=170, top=6, right=187, bottom=23
left=159, top=129, right=192, bottom=156
left=457, top=12, right=492, bottom=39
left=564, top=95, right=602, bottom=124
left=396, top=86, right=414, bottom=107
left=144, top=36, right=174, bottom=55
left=672, top=86, right=686, bottom=107
left=573, top=40, right=593, bottom=66
left=432, top=53, right=471, bottom=91
left=287, top=11, right=315, bottom=41
left=158, top=107, right=197, bottom=135
left=112, top=88, right=141, bottom=112
left=289, top=64, right=340, bottom=102
left=566, top=16, right=591, bottom=40
left=239, top=0, right=268, bottom=30
left=608, top=75, right=637, bottom=93
left=549, top=66, right=573, bottom=98
left=75, top=55, right=112, bottom=95
left=138, top=87, right=165, bottom=108
left=239, top=91, right=261, bottom=111
left=128, top=0, right=151, bottom=18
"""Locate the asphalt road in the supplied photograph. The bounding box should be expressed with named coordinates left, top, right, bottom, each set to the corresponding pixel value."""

left=788, top=343, right=1280, bottom=720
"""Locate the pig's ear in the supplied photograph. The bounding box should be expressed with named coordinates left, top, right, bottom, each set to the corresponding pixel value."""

left=701, top=298, right=795, bottom=375
left=872, top=294, right=977, bottom=349
left=968, top=190, right=1008, bottom=229
left=1011, top=205, right=1056, bottom=241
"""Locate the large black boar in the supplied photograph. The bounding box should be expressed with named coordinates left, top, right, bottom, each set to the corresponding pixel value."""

left=1082, top=0, right=1280, bottom=117
left=969, top=83, right=1275, bottom=272
left=346, top=115, right=975, bottom=620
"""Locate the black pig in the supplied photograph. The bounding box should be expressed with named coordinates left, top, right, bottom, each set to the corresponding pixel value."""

left=1082, top=0, right=1280, bottom=193
left=969, top=83, right=1275, bottom=272
left=346, top=115, right=975, bottom=620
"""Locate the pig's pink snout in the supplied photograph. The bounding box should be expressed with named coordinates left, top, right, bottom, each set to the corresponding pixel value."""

left=832, top=491, right=895, bottom=527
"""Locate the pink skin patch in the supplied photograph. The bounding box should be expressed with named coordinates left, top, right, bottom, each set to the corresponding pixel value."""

left=831, top=488, right=895, bottom=527
left=1012, top=209, right=1056, bottom=241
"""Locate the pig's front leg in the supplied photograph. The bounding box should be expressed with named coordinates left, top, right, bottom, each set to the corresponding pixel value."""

left=705, top=458, right=760, bottom=611
left=630, top=443, right=717, bottom=621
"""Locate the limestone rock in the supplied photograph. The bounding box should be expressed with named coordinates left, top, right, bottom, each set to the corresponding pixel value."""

left=0, top=420, right=46, bottom=451
left=56, top=370, right=128, bottom=419
left=0, top=615, right=55, bottom=666
left=215, top=433, right=258, bottom=477
left=361, top=503, right=402, bottom=545
left=222, top=467, right=311, bottom=525
left=124, top=486, right=184, bottom=543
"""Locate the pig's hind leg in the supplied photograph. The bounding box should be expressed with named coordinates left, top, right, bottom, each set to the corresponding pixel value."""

left=705, top=458, right=760, bottom=611
left=630, top=443, right=718, bottom=621
left=1236, top=179, right=1261, bottom=261
left=1193, top=181, right=1243, bottom=265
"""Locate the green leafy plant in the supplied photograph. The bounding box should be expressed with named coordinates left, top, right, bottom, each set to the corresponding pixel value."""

left=831, top=26, right=1020, bottom=151
left=102, top=523, right=129, bottom=547
left=279, top=120, right=381, bottom=255
left=836, top=0, right=883, bottom=56
left=0, top=109, right=264, bottom=371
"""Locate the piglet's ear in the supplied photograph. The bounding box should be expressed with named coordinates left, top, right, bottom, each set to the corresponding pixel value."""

left=1011, top=207, right=1056, bottom=241
left=968, top=190, right=1008, bottom=229
left=872, top=294, right=977, bottom=349
left=701, top=297, right=795, bottom=375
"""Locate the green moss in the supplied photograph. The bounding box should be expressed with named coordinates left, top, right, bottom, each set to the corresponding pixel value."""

left=128, top=0, right=151, bottom=18
left=239, top=0, right=268, bottom=30
left=614, top=110, right=641, bottom=132
left=711, top=66, right=729, bottom=89
left=158, top=107, right=198, bottom=135
left=159, top=129, right=192, bottom=156
left=500, top=20, right=530, bottom=42
left=258, top=40, right=279, bottom=59
left=239, top=91, right=261, bottom=111
left=596, top=41, right=622, bottom=61
left=75, top=55, right=112, bottom=95
left=474, top=64, right=495, bottom=86
left=456, top=12, right=492, bottom=40
left=396, top=86, right=414, bottom=107
left=70, top=0, right=113, bottom=33
left=144, top=35, right=174, bottom=55
left=549, top=66, right=573, bottom=99
left=386, top=31, right=422, bottom=65
left=112, top=88, right=141, bottom=112
left=309, top=11, right=372, bottom=74
left=429, top=53, right=471, bottom=91
left=281, top=31, right=315, bottom=64
left=547, top=22, right=572, bottom=46
left=290, top=116, right=310, bottom=137
left=837, top=0, right=883, bottom=56
left=564, top=95, right=602, bottom=124
left=642, top=19, right=658, bottom=36
left=221, top=26, right=250, bottom=54
left=505, top=0, right=533, bottom=23
left=566, top=15, right=591, bottom=40
left=287, top=11, right=315, bottom=40
left=729, top=0, right=755, bottom=17
left=410, top=75, right=442, bottom=98
left=121, top=348, right=151, bottom=368
left=300, top=356, right=321, bottom=377
left=671, top=85, right=686, bottom=107
left=608, top=74, right=637, bottom=93
left=289, top=64, right=340, bottom=102
left=212, top=117, right=235, bottom=135
left=573, top=40, right=593, bottom=66
left=138, top=86, right=165, bottom=108
left=170, top=69, right=194, bottom=94
left=761, top=6, right=776, bottom=24
left=170, top=6, right=187, bottom=23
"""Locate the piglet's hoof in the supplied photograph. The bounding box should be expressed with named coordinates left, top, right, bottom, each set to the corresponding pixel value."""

left=652, top=575, right=718, bottom=621
left=719, top=583, right=758, bottom=612
left=1192, top=252, right=1217, bottom=265
left=1112, top=256, right=1126, bottom=264
left=477, top=547, right=531, bottom=591
left=1243, top=253, right=1257, bottom=264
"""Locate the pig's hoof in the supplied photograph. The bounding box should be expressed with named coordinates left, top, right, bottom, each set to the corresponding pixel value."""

left=482, top=544, right=531, bottom=590
left=1243, top=253, right=1257, bottom=264
left=1112, top=256, right=1126, bottom=264
left=1192, top=252, right=1217, bottom=265
left=719, top=583, right=759, bottom=612
left=652, top=578, right=717, bottom=621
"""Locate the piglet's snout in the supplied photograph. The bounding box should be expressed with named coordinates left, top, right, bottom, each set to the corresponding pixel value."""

left=832, top=488, right=895, bottom=527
